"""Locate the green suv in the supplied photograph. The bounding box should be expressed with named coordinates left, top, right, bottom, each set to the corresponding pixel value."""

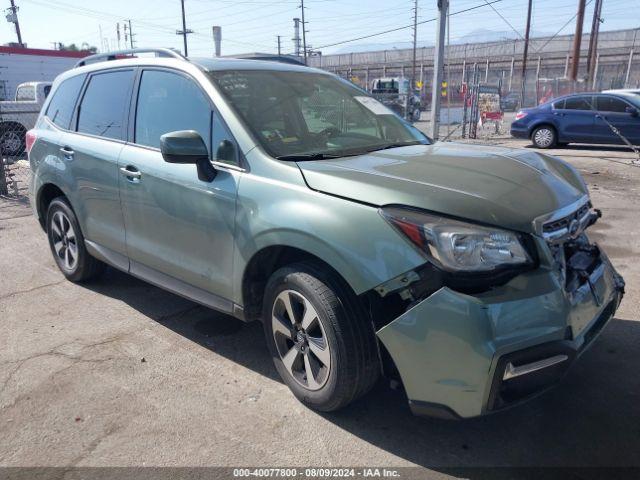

left=28, top=49, right=625, bottom=419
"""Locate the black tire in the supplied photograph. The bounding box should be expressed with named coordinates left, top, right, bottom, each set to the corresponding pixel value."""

left=46, top=197, right=105, bottom=282
left=263, top=262, right=380, bottom=412
left=0, top=124, right=26, bottom=157
left=531, top=125, right=557, bottom=149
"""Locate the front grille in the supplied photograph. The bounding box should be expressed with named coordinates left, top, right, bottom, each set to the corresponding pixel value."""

left=541, top=202, right=594, bottom=244
left=542, top=203, right=590, bottom=234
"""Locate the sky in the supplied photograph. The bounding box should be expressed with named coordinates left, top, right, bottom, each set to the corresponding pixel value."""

left=0, top=0, right=637, bottom=56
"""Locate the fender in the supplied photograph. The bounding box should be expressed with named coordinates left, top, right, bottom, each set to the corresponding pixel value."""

left=231, top=171, right=426, bottom=306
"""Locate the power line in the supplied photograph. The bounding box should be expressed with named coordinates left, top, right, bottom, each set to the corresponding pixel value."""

left=481, top=0, right=525, bottom=41
left=534, top=0, right=594, bottom=53
left=309, top=0, right=501, bottom=51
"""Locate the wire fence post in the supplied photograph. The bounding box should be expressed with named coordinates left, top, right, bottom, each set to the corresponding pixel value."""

left=0, top=157, right=8, bottom=196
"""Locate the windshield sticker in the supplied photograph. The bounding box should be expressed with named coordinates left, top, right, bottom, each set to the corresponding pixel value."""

left=354, top=96, right=395, bottom=115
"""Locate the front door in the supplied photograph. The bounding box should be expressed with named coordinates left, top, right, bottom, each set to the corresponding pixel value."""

left=118, top=68, right=241, bottom=304
left=594, top=95, right=640, bottom=145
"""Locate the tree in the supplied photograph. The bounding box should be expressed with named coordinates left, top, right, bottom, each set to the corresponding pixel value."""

left=57, top=42, right=98, bottom=54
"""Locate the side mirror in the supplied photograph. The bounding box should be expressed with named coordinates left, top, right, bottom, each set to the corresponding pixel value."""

left=626, top=106, right=639, bottom=117
left=160, top=130, right=216, bottom=182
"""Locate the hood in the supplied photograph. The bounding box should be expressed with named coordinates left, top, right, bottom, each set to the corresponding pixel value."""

left=297, top=143, right=587, bottom=234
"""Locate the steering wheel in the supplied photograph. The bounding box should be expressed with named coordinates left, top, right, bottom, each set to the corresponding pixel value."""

left=318, top=126, right=341, bottom=138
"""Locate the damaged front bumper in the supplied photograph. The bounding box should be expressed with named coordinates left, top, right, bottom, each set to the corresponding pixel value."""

left=376, top=238, right=625, bottom=419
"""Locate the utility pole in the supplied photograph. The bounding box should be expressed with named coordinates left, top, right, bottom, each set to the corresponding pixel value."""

left=569, top=0, right=587, bottom=81
left=277, top=35, right=282, bottom=55
left=293, top=18, right=301, bottom=56
left=410, top=0, right=418, bottom=91
left=520, top=0, right=533, bottom=108
left=212, top=26, right=221, bottom=56
left=7, top=0, right=23, bottom=47
left=116, top=22, right=121, bottom=49
left=300, top=0, right=307, bottom=64
left=177, top=0, right=193, bottom=57
left=586, top=0, right=602, bottom=82
left=126, top=19, right=135, bottom=49
left=429, top=0, right=448, bottom=140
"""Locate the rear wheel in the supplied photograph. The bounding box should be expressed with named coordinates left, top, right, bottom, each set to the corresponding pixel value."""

left=263, top=262, right=379, bottom=411
left=46, top=198, right=105, bottom=282
left=531, top=125, right=557, bottom=148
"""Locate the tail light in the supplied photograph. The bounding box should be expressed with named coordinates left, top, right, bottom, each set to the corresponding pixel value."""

left=25, top=129, right=37, bottom=155
left=514, top=111, right=528, bottom=121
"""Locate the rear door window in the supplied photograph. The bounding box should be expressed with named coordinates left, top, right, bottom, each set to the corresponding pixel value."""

left=77, top=70, right=135, bottom=141
left=563, top=96, right=593, bottom=111
left=134, top=70, right=211, bottom=151
left=596, top=96, right=630, bottom=113
left=45, top=74, right=86, bottom=129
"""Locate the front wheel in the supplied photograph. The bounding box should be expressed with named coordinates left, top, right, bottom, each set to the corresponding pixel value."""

left=46, top=198, right=105, bottom=282
left=531, top=125, right=557, bottom=148
left=263, top=262, right=379, bottom=412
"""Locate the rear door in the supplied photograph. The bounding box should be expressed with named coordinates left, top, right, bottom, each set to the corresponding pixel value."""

left=62, top=68, right=135, bottom=262
left=118, top=68, right=241, bottom=303
left=553, top=95, right=596, bottom=143
left=594, top=95, right=640, bottom=145
left=35, top=74, right=86, bottom=202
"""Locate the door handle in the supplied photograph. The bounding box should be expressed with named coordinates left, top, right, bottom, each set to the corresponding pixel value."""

left=120, top=166, right=142, bottom=182
left=59, top=146, right=74, bottom=158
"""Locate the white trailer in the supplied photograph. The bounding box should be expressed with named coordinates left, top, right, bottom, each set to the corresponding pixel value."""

left=0, top=46, right=87, bottom=101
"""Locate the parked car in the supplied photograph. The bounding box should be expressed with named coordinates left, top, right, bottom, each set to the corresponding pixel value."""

left=603, top=88, right=640, bottom=96
left=0, top=81, right=51, bottom=156
left=500, top=92, right=520, bottom=112
left=28, top=48, right=625, bottom=419
left=510, top=92, right=640, bottom=148
left=370, top=77, right=422, bottom=122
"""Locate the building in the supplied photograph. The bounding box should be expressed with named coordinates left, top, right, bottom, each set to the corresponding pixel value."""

left=0, top=46, right=90, bottom=100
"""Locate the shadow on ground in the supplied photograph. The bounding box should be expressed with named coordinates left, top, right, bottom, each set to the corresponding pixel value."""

left=83, top=267, right=640, bottom=470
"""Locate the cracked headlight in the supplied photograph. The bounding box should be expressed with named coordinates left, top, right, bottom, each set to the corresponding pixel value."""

left=381, top=207, right=532, bottom=273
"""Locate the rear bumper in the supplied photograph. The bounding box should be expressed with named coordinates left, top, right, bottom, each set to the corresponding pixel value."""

left=376, top=247, right=625, bottom=419
left=510, top=124, right=529, bottom=139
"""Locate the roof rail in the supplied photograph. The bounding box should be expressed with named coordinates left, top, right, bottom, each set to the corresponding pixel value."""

left=74, top=48, right=186, bottom=68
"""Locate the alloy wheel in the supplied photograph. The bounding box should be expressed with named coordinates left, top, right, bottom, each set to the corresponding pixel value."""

left=271, top=289, right=331, bottom=391
left=50, top=211, right=79, bottom=271
left=534, top=128, right=554, bottom=148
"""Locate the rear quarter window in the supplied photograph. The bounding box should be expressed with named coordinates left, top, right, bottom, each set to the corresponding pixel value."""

left=45, top=74, right=86, bottom=130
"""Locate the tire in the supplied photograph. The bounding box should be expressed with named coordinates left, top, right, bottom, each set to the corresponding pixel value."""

left=46, top=197, right=105, bottom=282
left=531, top=125, right=557, bottom=149
left=263, top=262, right=380, bottom=412
left=0, top=125, right=26, bottom=157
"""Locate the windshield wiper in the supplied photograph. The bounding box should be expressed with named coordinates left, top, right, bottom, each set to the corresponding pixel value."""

left=364, top=141, right=424, bottom=153
left=276, top=152, right=342, bottom=161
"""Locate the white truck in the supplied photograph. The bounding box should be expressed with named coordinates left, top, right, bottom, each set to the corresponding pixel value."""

left=0, top=81, right=51, bottom=156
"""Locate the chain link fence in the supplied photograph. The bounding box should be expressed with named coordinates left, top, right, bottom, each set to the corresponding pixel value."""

left=0, top=105, right=36, bottom=199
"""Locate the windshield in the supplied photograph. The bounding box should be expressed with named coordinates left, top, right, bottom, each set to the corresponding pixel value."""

left=208, top=70, right=428, bottom=159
